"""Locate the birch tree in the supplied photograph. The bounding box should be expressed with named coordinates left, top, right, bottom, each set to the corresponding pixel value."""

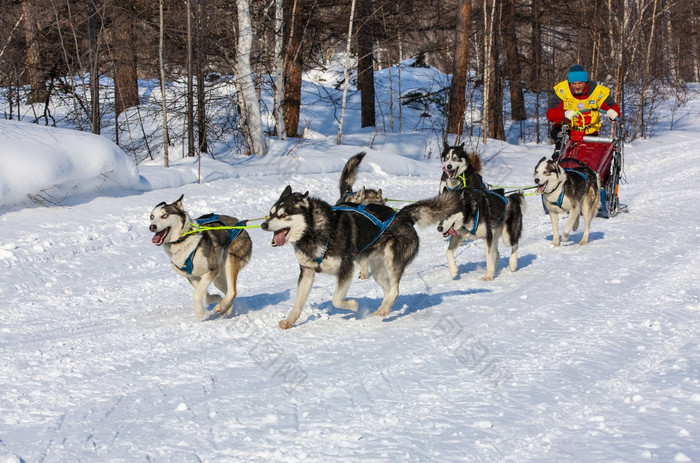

left=337, top=0, right=357, bottom=145
left=236, top=0, right=267, bottom=155
left=159, top=0, right=170, bottom=167
left=274, top=0, right=286, bottom=139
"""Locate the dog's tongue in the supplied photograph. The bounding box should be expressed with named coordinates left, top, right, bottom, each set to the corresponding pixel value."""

left=152, top=229, right=168, bottom=245
left=536, top=183, right=545, bottom=194
left=447, top=227, right=458, bottom=237
left=272, top=230, right=286, bottom=247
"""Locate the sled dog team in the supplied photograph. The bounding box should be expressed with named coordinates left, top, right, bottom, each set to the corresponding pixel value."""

left=149, top=146, right=600, bottom=329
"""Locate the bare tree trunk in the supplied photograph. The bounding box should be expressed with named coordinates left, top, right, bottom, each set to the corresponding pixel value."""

left=503, top=0, right=525, bottom=121
left=196, top=0, right=208, bottom=153
left=638, top=0, right=658, bottom=139
left=487, top=0, right=504, bottom=140
left=186, top=0, right=195, bottom=156
left=87, top=1, right=101, bottom=134
left=274, top=0, right=287, bottom=139
left=235, top=0, right=267, bottom=155
left=111, top=3, right=139, bottom=119
left=22, top=0, right=47, bottom=104
left=482, top=0, right=496, bottom=143
left=283, top=0, right=303, bottom=137
left=356, top=0, right=375, bottom=128
left=532, top=0, right=542, bottom=144
left=159, top=0, right=170, bottom=167
left=337, top=0, right=358, bottom=145
left=446, top=0, right=471, bottom=137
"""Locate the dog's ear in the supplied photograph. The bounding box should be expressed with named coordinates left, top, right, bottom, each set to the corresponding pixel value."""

left=302, top=191, right=309, bottom=199
left=174, top=194, right=184, bottom=208
left=377, top=188, right=383, bottom=197
left=443, top=141, right=450, bottom=150
left=539, top=156, right=546, bottom=163
left=280, top=185, right=293, bottom=199
left=458, top=142, right=465, bottom=150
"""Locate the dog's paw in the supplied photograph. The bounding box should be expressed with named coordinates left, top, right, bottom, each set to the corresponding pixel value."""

left=552, top=240, right=560, bottom=247
left=481, top=275, right=494, bottom=282
left=195, top=309, right=207, bottom=319
left=373, top=308, right=391, bottom=317
left=279, top=319, right=294, bottom=330
left=578, top=239, right=588, bottom=245
left=358, top=271, right=369, bottom=280
left=215, top=304, right=233, bottom=317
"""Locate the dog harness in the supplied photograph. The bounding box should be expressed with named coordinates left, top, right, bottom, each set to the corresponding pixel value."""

left=547, top=169, right=588, bottom=208
left=465, top=190, right=508, bottom=235
left=313, top=204, right=397, bottom=265
left=445, top=168, right=488, bottom=191
left=178, top=215, right=247, bottom=274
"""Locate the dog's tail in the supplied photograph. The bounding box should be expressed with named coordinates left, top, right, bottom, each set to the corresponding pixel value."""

left=398, top=190, right=464, bottom=227
left=338, top=152, right=367, bottom=200
left=502, top=192, right=526, bottom=246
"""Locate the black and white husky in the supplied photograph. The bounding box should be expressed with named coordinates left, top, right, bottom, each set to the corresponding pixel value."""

left=438, top=189, right=525, bottom=281
left=533, top=156, right=601, bottom=247
left=439, top=142, right=484, bottom=192
left=149, top=195, right=252, bottom=318
left=261, top=185, right=462, bottom=329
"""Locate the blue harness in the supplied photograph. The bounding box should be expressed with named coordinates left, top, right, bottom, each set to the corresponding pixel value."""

left=548, top=169, right=588, bottom=208
left=179, top=215, right=246, bottom=274
left=313, top=205, right=396, bottom=265
left=465, top=189, right=508, bottom=234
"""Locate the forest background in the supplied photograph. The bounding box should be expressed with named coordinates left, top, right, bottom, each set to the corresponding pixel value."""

left=1, top=0, right=698, bottom=162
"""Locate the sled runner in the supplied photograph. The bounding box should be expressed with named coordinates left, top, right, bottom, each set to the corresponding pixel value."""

left=555, top=112, right=627, bottom=218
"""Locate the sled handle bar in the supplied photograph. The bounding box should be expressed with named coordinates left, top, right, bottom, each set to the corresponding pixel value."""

left=582, top=135, right=615, bottom=144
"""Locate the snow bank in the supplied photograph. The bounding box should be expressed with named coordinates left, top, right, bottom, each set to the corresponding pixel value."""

left=0, top=119, right=139, bottom=207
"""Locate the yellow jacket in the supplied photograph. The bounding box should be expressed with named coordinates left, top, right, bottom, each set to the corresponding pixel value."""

left=553, top=80, right=611, bottom=134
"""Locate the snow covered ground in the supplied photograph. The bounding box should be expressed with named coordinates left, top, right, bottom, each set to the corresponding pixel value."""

left=1, top=75, right=700, bottom=461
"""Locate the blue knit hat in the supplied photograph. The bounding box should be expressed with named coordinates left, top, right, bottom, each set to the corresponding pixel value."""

left=568, top=65, right=588, bottom=83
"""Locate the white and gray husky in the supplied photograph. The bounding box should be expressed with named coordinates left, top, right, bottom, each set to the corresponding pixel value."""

left=261, top=185, right=462, bottom=329
left=438, top=188, right=525, bottom=281
left=149, top=195, right=252, bottom=318
left=533, top=156, right=600, bottom=247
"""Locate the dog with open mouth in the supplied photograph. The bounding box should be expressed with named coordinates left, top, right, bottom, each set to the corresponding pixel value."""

left=439, top=142, right=484, bottom=192
left=261, top=185, right=463, bottom=329
left=437, top=188, right=525, bottom=281
left=533, top=156, right=600, bottom=246
left=149, top=195, right=252, bottom=318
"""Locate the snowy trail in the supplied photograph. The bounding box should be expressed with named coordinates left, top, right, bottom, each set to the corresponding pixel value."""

left=2, top=130, right=700, bottom=462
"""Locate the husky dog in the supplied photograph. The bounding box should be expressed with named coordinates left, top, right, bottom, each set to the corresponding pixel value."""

left=149, top=195, right=252, bottom=318
left=438, top=189, right=525, bottom=281
left=533, top=156, right=601, bottom=246
left=336, top=151, right=386, bottom=279
left=439, top=142, right=484, bottom=192
left=336, top=152, right=385, bottom=206
left=261, top=185, right=462, bottom=329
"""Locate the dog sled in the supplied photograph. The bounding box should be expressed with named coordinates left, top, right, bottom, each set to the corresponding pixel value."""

left=555, top=114, right=627, bottom=218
